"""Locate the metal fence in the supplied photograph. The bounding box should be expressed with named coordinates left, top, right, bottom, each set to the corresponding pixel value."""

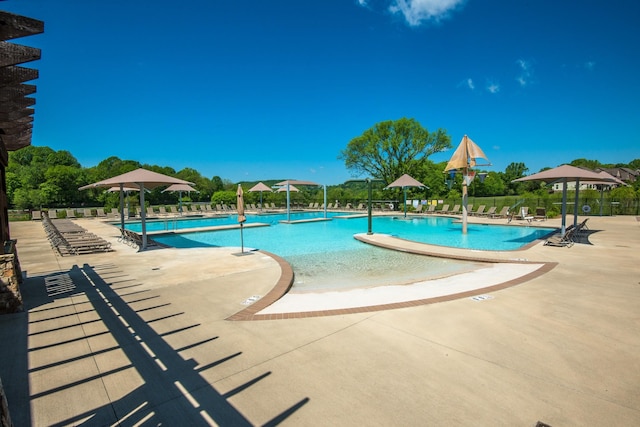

left=437, top=195, right=639, bottom=217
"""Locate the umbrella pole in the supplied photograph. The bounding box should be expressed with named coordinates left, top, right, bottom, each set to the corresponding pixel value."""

left=286, top=184, right=291, bottom=222
left=240, top=223, right=244, bottom=253
left=561, top=180, right=567, bottom=235
left=573, top=178, right=580, bottom=227
left=367, top=179, right=373, bottom=235
left=462, top=169, right=468, bottom=234
left=403, top=188, right=407, bottom=218
left=324, top=185, right=327, bottom=219
left=119, top=183, right=125, bottom=232
left=139, top=183, right=147, bottom=250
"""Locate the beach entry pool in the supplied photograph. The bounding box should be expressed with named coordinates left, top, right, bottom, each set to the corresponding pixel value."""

left=128, top=213, right=554, bottom=292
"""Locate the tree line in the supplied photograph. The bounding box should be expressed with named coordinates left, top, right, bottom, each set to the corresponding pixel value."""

left=7, top=118, right=640, bottom=211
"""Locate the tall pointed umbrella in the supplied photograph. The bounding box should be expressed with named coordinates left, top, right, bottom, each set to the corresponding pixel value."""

left=513, top=164, right=617, bottom=234
left=248, top=182, right=272, bottom=211
left=444, top=135, right=491, bottom=234
left=385, top=174, right=427, bottom=218
left=162, top=183, right=198, bottom=215
left=236, top=184, right=246, bottom=253
left=79, top=168, right=193, bottom=250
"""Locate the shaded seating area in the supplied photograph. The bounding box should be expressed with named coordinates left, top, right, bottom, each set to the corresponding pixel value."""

left=118, top=228, right=158, bottom=250
left=544, top=218, right=589, bottom=248
left=42, top=212, right=112, bottom=255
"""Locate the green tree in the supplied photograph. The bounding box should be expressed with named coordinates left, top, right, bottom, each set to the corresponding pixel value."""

left=339, top=117, right=451, bottom=185
left=570, top=158, right=602, bottom=170
left=502, top=162, right=529, bottom=195
left=211, top=176, right=224, bottom=193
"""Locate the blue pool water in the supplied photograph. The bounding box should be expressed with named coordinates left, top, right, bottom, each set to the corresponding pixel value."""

left=126, top=211, right=347, bottom=233
left=124, top=213, right=554, bottom=292
left=128, top=212, right=554, bottom=253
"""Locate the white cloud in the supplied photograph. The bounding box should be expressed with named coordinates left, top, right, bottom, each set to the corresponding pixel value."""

left=467, top=78, right=474, bottom=90
left=389, top=0, right=466, bottom=26
left=515, top=59, right=533, bottom=87
left=357, top=0, right=368, bottom=6
left=456, top=78, right=474, bottom=91
left=486, top=81, right=500, bottom=94
left=585, top=61, right=595, bottom=70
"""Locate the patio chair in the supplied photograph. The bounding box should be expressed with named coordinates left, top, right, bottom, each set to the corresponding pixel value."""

left=435, top=204, right=449, bottom=214
left=447, top=205, right=461, bottom=215
left=424, top=205, right=436, bottom=215
left=31, top=210, right=42, bottom=220
left=414, top=204, right=423, bottom=214
left=65, top=209, right=77, bottom=219
left=491, top=206, right=510, bottom=219
left=96, top=207, right=107, bottom=218
left=471, top=205, right=485, bottom=216
left=544, top=227, right=576, bottom=247
left=480, top=206, right=497, bottom=217
left=534, top=207, right=547, bottom=221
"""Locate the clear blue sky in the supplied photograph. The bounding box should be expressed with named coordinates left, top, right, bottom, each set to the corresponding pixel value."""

left=4, top=0, right=639, bottom=184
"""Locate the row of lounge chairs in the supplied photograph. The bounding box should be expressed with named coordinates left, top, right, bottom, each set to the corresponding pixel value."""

left=42, top=212, right=112, bottom=256
left=413, top=204, right=510, bottom=218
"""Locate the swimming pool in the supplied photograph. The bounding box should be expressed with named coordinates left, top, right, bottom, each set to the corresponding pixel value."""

left=128, top=212, right=554, bottom=252
left=133, top=213, right=554, bottom=292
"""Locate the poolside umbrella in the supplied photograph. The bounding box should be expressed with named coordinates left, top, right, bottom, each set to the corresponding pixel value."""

left=277, top=184, right=299, bottom=192
left=275, top=180, right=320, bottom=222
left=162, top=183, right=198, bottom=215
left=107, top=185, right=142, bottom=219
left=385, top=174, right=427, bottom=218
left=79, top=168, right=193, bottom=250
left=236, top=184, right=246, bottom=254
left=248, top=182, right=272, bottom=211
left=513, top=164, right=617, bottom=235
left=444, top=135, right=491, bottom=234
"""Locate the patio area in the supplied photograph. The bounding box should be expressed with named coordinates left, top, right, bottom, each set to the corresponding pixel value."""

left=0, top=214, right=638, bottom=426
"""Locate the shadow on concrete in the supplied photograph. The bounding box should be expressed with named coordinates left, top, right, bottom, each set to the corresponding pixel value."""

left=1, top=263, right=309, bottom=426
left=573, top=229, right=600, bottom=245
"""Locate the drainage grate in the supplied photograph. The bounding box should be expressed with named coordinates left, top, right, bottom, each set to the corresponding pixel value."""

left=470, top=294, right=494, bottom=302
left=241, top=295, right=262, bottom=305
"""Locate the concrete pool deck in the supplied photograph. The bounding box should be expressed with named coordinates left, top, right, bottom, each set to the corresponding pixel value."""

left=1, top=214, right=639, bottom=425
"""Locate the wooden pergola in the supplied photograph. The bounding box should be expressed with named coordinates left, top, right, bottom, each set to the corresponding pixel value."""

left=0, top=11, right=43, bottom=250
